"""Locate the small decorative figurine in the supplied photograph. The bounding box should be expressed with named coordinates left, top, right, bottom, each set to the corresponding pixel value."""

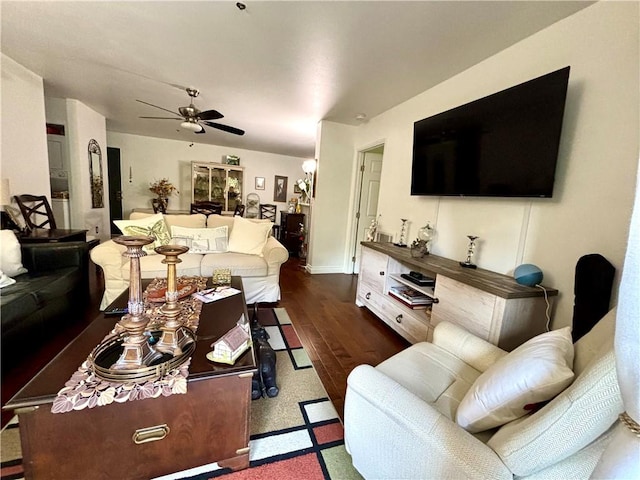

left=366, top=214, right=381, bottom=242
left=460, top=235, right=479, bottom=269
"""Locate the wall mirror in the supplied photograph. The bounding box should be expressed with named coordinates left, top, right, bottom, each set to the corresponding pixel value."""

left=88, top=139, right=104, bottom=208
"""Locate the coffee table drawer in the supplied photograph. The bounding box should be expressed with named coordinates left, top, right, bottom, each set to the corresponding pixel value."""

left=18, top=374, right=252, bottom=480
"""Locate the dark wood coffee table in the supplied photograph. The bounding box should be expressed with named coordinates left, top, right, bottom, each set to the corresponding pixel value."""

left=3, top=277, right=257, bottom=480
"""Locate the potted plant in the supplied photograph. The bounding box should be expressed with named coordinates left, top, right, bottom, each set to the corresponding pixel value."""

left=149, top=178, right=178, bottom=213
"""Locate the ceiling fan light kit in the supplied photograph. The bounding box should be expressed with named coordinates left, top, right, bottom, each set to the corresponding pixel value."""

left=137, top=87, right=244, bottom=136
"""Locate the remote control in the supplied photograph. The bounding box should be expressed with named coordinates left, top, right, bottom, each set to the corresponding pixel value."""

left=104, top=307, right=128, bottom=316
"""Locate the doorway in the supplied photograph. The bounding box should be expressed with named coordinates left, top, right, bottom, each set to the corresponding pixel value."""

left=350, top=144, right=384, bottom=273
left=107, top=147, right=123, bottom=235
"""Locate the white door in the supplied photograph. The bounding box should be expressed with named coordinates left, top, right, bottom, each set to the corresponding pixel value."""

left=352, top=150, right=383, bottom=273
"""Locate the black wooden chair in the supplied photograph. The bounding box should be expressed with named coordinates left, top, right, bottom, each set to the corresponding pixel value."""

left=234, top=204, right=245, bottom=217
left=14, top=194, right=57, bottom=230
left=190, top=201, right=223, bottom=216
left=259, top=204, right=279, bottom=238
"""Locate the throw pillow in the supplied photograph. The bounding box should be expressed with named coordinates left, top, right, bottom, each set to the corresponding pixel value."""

left=0, top=230, right=27, bottom=277
left=170, top=225, right=228, bottom=254
left=113, top=213, right=171, bottom=254
left=228, top=216, right=272, bottom=256
left=456, top=327, right=575, bottom=433
left=0, top=270, right=16, bottom=288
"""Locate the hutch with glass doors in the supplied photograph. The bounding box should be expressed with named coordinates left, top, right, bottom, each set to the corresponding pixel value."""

left=191, top=162, right=243, bottom=214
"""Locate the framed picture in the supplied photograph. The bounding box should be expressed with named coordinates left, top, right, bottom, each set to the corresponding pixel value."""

left=293, top=182, right=302, bottom=194
left=274, top=175, right=287, bottom=203
left=255, top=177, right=265, bottom=190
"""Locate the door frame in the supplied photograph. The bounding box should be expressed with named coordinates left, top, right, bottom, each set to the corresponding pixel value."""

left=346, top=141, right=385, bottom=274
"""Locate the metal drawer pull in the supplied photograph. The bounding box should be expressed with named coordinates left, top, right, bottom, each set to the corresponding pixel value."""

left=432, top=297, right=439, bottom=304
left=133, top=424, right=170, bottom=444
left=396, top=314, right=402, bottom=323
left=379, top=271, right=385, bottom=276
left=365, top=292, right=371, bottom=300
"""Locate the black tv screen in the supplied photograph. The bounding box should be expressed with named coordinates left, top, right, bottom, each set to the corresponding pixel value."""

left=411, top=66, right=570, bottom=198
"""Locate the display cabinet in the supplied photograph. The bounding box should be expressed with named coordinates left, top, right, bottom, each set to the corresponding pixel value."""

left=192, top=162, right=243, bottom=214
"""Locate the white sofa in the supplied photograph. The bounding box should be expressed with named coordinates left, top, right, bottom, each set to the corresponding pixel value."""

left=91, top=212, right=289, bottom=309
left=344, top=309, right=622, bottom=479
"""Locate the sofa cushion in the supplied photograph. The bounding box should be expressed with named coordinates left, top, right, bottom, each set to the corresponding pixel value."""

left=130, top=212, right=207, bottom=229
left=376, top=342, right=482, bottom=421
left=487, top=345, right=622, bottom=476
left=207, top=214, right=236, bottom=232
left=139, top=252, right=204, bottom=278
left=228, top=216, right=272, bottom=255
left=0, top=230, right=27, bottom=277
left=201, top=252, right=268, bottom=277
left=456, top=327, right=575, bottom=433
left=0, top=267, right=81, bottom=333
left=114, top=213, right=171, bottom=254
left=170, top=225, right=229, bottom=253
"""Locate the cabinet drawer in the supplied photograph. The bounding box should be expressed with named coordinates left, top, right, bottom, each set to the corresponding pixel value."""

left=359, top=247, right=388, bottom=294
left=431, top=275, right=493, bottom=341
left=380, top=298, right=431, bottom=344
left=357, top=287, right=386, bottom=314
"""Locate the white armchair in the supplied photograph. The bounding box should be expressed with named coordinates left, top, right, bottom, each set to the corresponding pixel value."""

left=344, top=310, right=622, bottom=479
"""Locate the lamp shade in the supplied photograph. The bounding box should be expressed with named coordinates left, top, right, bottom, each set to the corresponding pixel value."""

left=0, top=179, right=11, bottom=205
left=302, top=159, right=317, bottom=174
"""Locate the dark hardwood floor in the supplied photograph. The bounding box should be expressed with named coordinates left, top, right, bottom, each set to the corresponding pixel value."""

left=1, top=257, right=408, bottom=427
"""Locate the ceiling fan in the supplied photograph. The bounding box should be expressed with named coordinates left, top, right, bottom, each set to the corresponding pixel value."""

left=137, top=87, right=245, bottom=136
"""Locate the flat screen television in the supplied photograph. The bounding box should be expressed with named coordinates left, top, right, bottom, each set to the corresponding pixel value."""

left=411, top=66, right=570, bottom=198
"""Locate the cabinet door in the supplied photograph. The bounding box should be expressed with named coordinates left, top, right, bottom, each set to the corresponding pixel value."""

left=193, top=164, right=211, bottom=202
left=359, top=247, right=388, bottom=294
left=431, top=275, right=495, bottom=341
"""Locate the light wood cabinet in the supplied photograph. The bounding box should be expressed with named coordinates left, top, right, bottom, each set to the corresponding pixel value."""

left=356, top=243, right=558, bottom=351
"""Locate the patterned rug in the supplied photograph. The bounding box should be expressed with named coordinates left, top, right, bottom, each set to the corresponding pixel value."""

left=0, top=308, right=362, bottom=480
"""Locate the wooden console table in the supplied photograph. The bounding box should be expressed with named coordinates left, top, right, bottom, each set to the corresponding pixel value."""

left=356, top=242, right=558, bottom=351
left=4, top=278, right=256, bottom=480
left=18, top=228, right=87, bottom=243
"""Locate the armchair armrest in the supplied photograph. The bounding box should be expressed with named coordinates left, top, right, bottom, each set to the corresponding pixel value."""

left=20, top=241, right=90, bottom=273
left=262, top=236, right=289, bottom=275
left=345, top=364, right=511, bottom=480
left=433, top=321, right=508, bottom=372
left=90, top=239, right=129, bottom=309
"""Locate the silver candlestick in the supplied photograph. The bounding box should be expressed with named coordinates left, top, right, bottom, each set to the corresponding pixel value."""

left=460, top=235, right=479, bottom=269
left=394, top=218, right=408, bottom=247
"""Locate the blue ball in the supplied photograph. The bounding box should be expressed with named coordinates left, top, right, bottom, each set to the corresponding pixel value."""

left=514, top=264, right=543, bottom=286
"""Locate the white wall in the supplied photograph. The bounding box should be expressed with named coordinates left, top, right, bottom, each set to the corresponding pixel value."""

left=66, top=100, right=109, bottom=240
left=106, top=132, right=308, bottom=218
left=320, top=2, right=639, bottom=329
left=307, top=121, right=357, bottom=273
left=0, top=55, right=50, bottom=208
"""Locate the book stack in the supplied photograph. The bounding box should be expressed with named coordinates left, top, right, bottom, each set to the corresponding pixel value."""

left=388, top=285, right=433, bottom=309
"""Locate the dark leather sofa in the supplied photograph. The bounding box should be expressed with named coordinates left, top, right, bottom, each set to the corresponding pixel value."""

left=1, top=241, right=91, bottom=374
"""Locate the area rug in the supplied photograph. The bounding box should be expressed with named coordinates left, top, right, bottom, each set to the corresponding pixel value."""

left=0, top=308, right=362, bottom=480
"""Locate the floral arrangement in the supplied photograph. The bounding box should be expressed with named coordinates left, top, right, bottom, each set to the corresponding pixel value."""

left=296, top=178, right=311, bottom=202
left=149, top=178, right=179, bottom=199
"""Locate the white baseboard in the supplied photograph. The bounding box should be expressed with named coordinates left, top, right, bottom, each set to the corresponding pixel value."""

left=304, top=264, right=345, bottom=274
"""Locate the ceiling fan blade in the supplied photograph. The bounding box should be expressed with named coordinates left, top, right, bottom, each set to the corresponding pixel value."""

left=194, top=125, right=206, bottom=134
left=198, top=109, right=224, bottom=121
left=202, top=121, right=245, bottom=136
left=139, top=116, right=182, bottom=120
left=136, top=99, right=182, bottom=117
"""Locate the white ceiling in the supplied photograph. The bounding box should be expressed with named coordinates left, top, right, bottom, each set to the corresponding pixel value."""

left=1, top=1, right=592, bottom=159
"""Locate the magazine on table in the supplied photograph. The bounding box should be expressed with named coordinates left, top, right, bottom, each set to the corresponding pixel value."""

left=193, top=285, right=241, bottom=303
